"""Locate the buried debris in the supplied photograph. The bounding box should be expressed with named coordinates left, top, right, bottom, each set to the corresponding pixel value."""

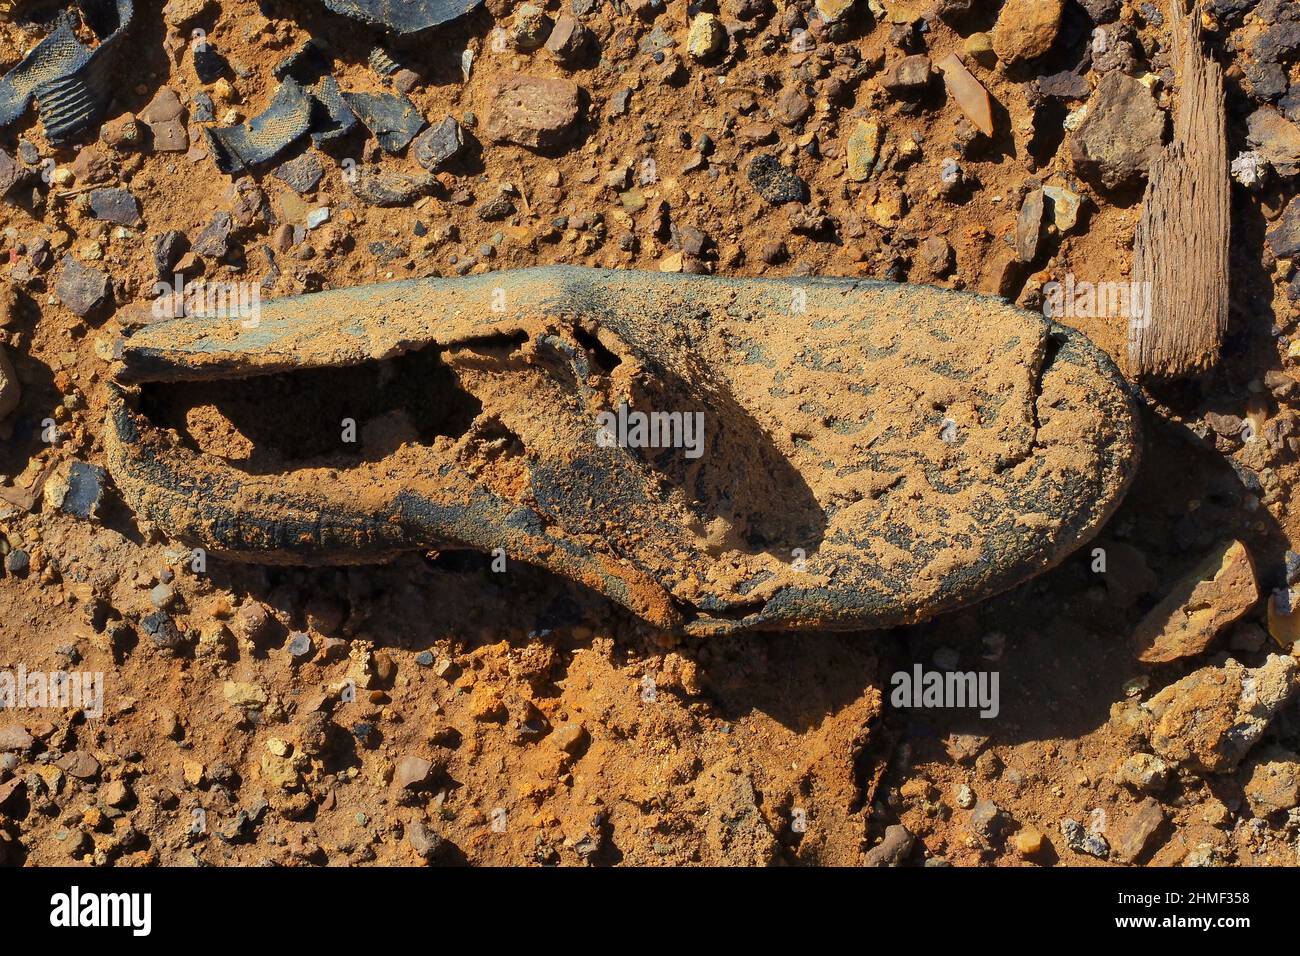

left=316, top=0, right=483, bottom=34
left=106, top=267, right=1138, bottom=635
left=0, top=0, right=135, bottom=144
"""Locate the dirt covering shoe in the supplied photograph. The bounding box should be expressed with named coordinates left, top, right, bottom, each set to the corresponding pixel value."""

left=106, top=266, right=1140, bottom=635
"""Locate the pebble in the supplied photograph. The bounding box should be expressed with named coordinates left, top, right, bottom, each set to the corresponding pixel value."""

left=1247, top=107, right=1300, bottom=178
left=883, top=55, right=933, bottom=96
left=393, top=755, right=433, bottom=790
left=484, top=73, right=582, bottom=149
left=846, top=118, right=883, bottom=182
left=4, top=549, right=29, bottom=575
left=969, top=799, right=1008, bottom=847
left=1015, top=187, right=1044, bottom=263
left=151, top=230, right=189, bottom=278
left=149, top=583, right=176, bottom=609
left=955, top=783, right=975, bottom=808
left=1243, top=748, right=1300, bottom=816
left=992, top=0, right=1064, bottom=65
left=1116, top=752, right=1170, bottom=793
left=55, top=256, right=111, bottom=316
left=193, top=212, right=235, bottom=259
left=511, top=3, right=551, bottom=50
left=1266, top=195, right=1300, bottom=260
left=45, top=461, right=107, bottom=520
left=938, top=53, right=994, bottom=137
left=306, top=207, right=331, bottom=229
left=687, top=14, right=726, bottom=60
left=88, top=187, right=142, bottom=227
left=100, top=113, right=143, bottom=150
left=863, top=823, right=913, bottom=866
left=1110, top=798, right=1164, bottom=863
left=1060, top=817, right=1109, bottom=858
left=288, top=632, right=313, bottom=660
left=1133, top=539, right=1258, bottom=663
left=413, top=117, right=464, bottom=171
left=1069, top=73, right=1165, bottom=191
left=407, top=819, right=443, bottom=860
left=746, top=154, right=808, bottom=204
left=545, top=14, right=592, bottom=64
left=100, top=780, right=132, bottom=808
left=918, top=235, right=954, bottom=277
left=138, top=87, right=188, bottom=152
left=1010, top=827, right=1044, bottom=856
left=141, top=610, right=185, bottom=651
left=56, top=751, right=100, bottom=781
left=550, top=722, right=588, bottom=754
left=0, top=726, right=34, bottom=752
left=1042, top=184, right=1081, bottom=232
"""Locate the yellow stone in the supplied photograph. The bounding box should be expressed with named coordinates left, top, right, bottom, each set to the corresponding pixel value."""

left=1012, top=827, right=1044, bottom=855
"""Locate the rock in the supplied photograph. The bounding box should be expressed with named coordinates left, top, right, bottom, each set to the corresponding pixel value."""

left=846, top=118, right=883, bottom=181
left=938, top=53, right=994, bottom=137
left=545, top=14, right=591, bottom=63
left=272, top=154, right=324, bottom=194
left=100, top=780, right=132, bottom=808
left=193, top=45, right=229, bottom=84
left=138, top=88, right=188, bottom=152
left=69, top=148, right=111, bottom=185
left=1042, top=184, right=1081, bottom=232
left=969, top=799, right=1009, bottom=847
left=918, top=235, right=954, bottom=277
left=222, top=681, right=268, bottom=709
left=233, top=602, right=273, bottom=644
left=511, top=3, right=551, bottom=49
left=1143, top=654, right=1298, bottom=773
left=1038, top=69, right=1091, bottom=99
left=1110, top=798, right=1164, bottom=863
left=44, top=461, right=107, bottom=520
left=407, top=819, right=444, bottom=860
left=1070, top=73, right=1166, bottom=191
left=162, top=0, right=214, bottom=27
left=484, top=74, right=582, bottom=149
left=747, top=154, right=808, bottom=204
left=1266, top=195, right=1300, bottom=260
left=101, top=113, right=143, bottom=150
left=413, top=117, right=465, bottom=171
left=55, top=750, right=100, bottom=781
left=863, top=823, right=913, bottom=866
left=477, top=193, right=516, bottom=221
left=687, top=14, right=726, bottom=60
left=1116, top=753, right=1170, bottom=793
left=1010, top=827, right=1044, bottom=856
left=141, top=610, right=184, bottom=651
left=0, top=726, right=34, bottom=752
left=1078, top=0, right=1120, bottom=22
left=816, top=0, right=855, bottom=20
left=992, top=0, right=1063, bottom=65
left=883, top=55, right=933, bottom=96
left=0, top=344, right=18, bottom=422
left=88, top=187, right=141, bottom=227
left=349, top=167, right=433, bottom=207
left=151, top=230, right=189, bottom=279
left=1243, top=748, right=1300, bottom=816
left=1060, top=818, right=1109, bottom=858
left=55, top=257, right=111, bottom=316
left=1015, top=188, right=1044, bottom=263
left=1247, top=106, right=1300, bottom=177
left=193, top=212, right=235, bottom=259
left=1133, top=540, right=1258, bottom=663
left=550, top=722, right=588, bottom=754
left=393, top=755, right=433, bottom=790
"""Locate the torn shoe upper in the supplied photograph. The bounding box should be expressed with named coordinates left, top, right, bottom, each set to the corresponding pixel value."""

left=319, top=0, right=483, bottom=34
left=106, top=267, right=1141, bottom=636
left=0, top=0, right=133, bottom=144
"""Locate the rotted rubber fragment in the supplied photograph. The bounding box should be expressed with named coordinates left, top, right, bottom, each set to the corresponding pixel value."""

left=203, top=77, right=314, bottom=174
left=0, top=0, right=134, bottom=145
left=105, top=267, right=1141, bottom=636
left=319, top=0, right=484, bottom=34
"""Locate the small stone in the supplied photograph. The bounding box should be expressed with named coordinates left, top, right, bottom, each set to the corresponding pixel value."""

left=1010, top=827, right=1044, bottom=856
left=287, top=632, right=313, bottom=659
left=45, top=461, right=107, bottom=520
left=272, top=153, right=324, bottom=194
left=193, top=45, right=230, bottom=84
left=138, top=88, right=188, bottom=151
left=193, top=212, right=235, bottom=260
left=511, top=4, right=551, bottom=50
left=747, top=154, right=808, bottom=204
left=963, top=31, right=995, bottom=65
left=4, top=549, right=28, bottom=576
left=55, top=257, right=111, bottom=316
left=141, top=610, right=184, bottom=651
left=233, top=602, right=273, bottom=644
left=413, top=117, right=465, bottom=171
left=1116, top=753, right=1170, bottom=793
left=394, top=755, right=434, bottom=790
left=477, top=193, right=516, bottom=221
left=101, top=780, right=132, bottom=808
left=969, top=799, right=1008, bottom=847
left=1266, top=195, right=1300, bottom=260
left=407, top=819, right=444, bottom=860
left=955, top=783, right=975, bottom=808
left=1133, top=540, right=1259, bottom=663
left=846, top=118, right=883, bottom=182
left=100, top=113, right=143, bottom=150
left=883, top=55, right=933, bottom=96
left=414, top=650, right=434, bottom=667
left=56, top=750, right=100, bottom=781
left=306, top=207, right=330, bottom=229
left=1060, top=817, right=1109, bottom=858
left=992, top=0, right=1064, bottom=65
left=343, top=91, right=425, bottom=154
left=222, top=681, right=268, bottom=709
left=938, top=53, right=994, bottom=137
left=1070, top=72, right=1166, bottom=191
left=1243, top=749, right=1300, bottom=816
left=1042, top=184, right=1081, bottom=232
left=1015, top=187, right=1044, bottom=263
left=545, top=14, right=591, bottom=64
left=88, top=188, right=141, bottom=227
left=151, top=230, right=189, bottom=279
left=863, top=823, right=913, bottom=866
left=1247, top=107, right=1300, bottom=178
left=918, top=236, right=954, bottom=277
left=0, top=726, right=34, bottom=752
left=550, top=722, right=588, bottom=754
left=349, top=167, right=432, bottom=207
left=687, top=14, right=726, bottom=60
left=484, top=74, right=582, bottom=149
left=1110, top=798, right=1164, bottom=864
left=149, top=583, right=176, bottom=609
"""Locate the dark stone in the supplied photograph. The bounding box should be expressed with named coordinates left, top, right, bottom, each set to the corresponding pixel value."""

left=141, top=610, right=184, bottom=651
left=151, top=231, right=189, bottom=279
left=61, top=461, right=107, bottom=520
left=191, top=92, right=215, bottom=123
left=746, top=154, right=808, bottom=204
left=476, top=193, right=516, bottom=220
left=412, top=117, right=464, bottom=171
left=193, top=45, right=230, bottom=84
left=1267, top=196, right=1300, bottom=259
left=193, top=212, right=236, bottom=260
left=88, top=187, right=141, bottom=227
left=272, top=153, right=325, bottom=193
left=348, top=167, right=434, bottom=206
left=1038, top=70, right=1091, bottom=99
left=55, top=257, right=111, bottom=316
